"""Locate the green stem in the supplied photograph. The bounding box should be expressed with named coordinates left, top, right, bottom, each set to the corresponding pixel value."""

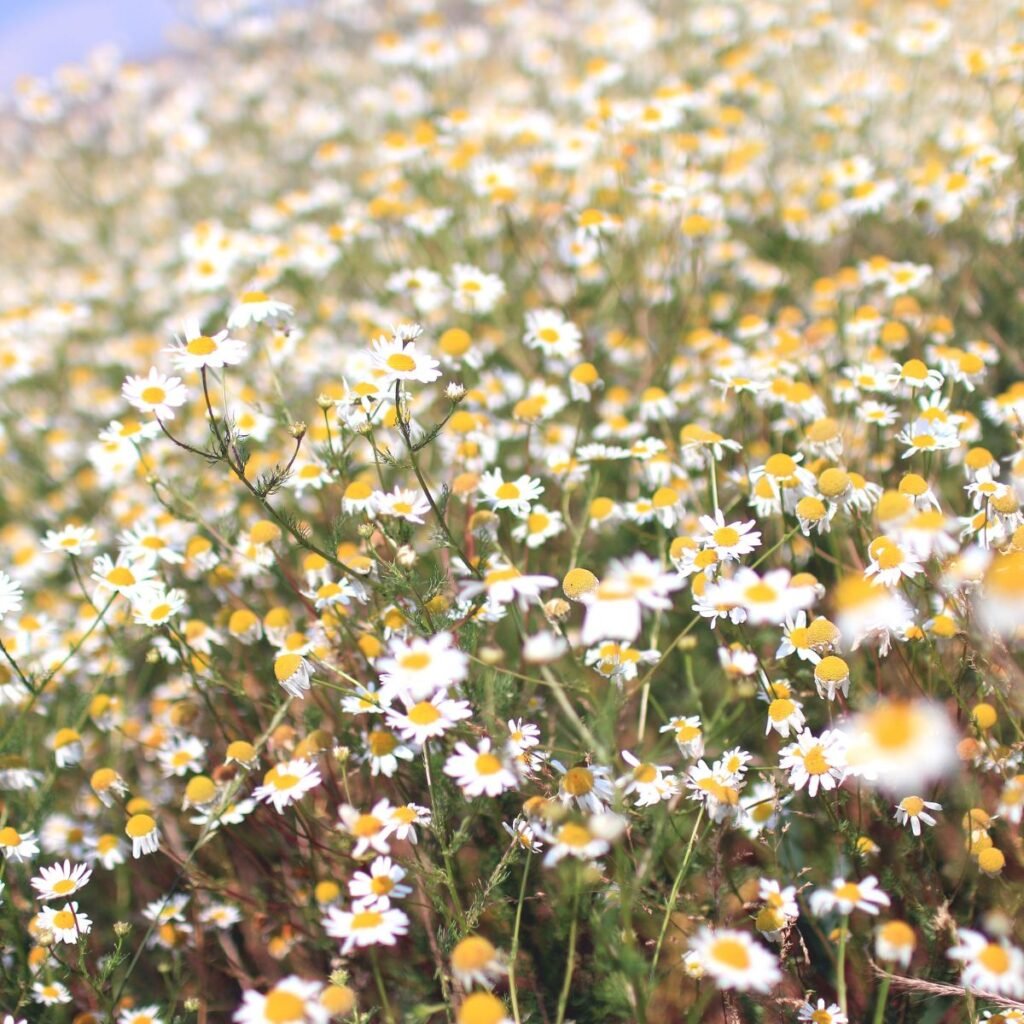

left=508, top=852, right=532, bottom=1024
left=422, top=743, right=466, bottom=931
left=837, top=915, right=849, bottom=1014
left=649, top=806, right=705, bottom=984
left=371, top=950, right=396, bottom=1024
left=394, top=380, right=480, bottom=577
left=555, top=885, right=581, bottom=1024
left=872, top=974, right=891, bottom=1024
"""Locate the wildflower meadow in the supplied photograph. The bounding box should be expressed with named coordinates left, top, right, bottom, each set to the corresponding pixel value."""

left=2, top=1, right=1024, bottom=1021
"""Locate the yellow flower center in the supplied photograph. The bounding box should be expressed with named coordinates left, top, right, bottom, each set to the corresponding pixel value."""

left=274, top=652, right=304, bottom=682
left=125, top=814, right=155, bottom=838
left=352, top=910, right=383, bottom=930
left=452, top=935, right=497, bottom=971
left=186, top=336, right=218, bottom=356
left=106, top=567, right=136, bottom=587
left=803, top=745, right=829, bottom=775
left=408, top=701, right=442, bottom=726
left=140, top=386, right=166, bottom=403
left=400, top=652, right=431, bottom=671
left=387, top=352, right=417, bottom=372
left=709, top=937, right=750, bottom=970
left=765, top=453, right=797, bottom=477
left=264, top=991, right=305, bottom=1023
left=815, top=656, right=848, bottom=682
left=979, top=943, right=1011, bottom=975
left=52, top=910, right=76, bottom=930
left=744, top=582, right=778, bottom=604
left=52, top=879, right=77, bottom=895
left=474, top=753, right=503, bottom=775
left=713, top=527, right=740, bottom=547
left=527, top=512, right=549, bottom=532
left=563, top=767, right=594, bottom=795
left=353, top=814, right=382, bottom=837
left=458, top=992, right=507, bottom=1024
left=557, top=823, right=592, bottom=847
left=368, top=730, right=398, bottom=756
left=868, top=703, right=917, bottom=750
left=900, top=796, right=924, bottom=816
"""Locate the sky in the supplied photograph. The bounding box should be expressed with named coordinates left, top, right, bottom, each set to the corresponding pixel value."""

left=0, top=0, right=178, bottom=89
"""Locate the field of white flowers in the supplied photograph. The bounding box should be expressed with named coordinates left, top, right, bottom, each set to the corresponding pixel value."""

left=1, top=1, right=1023, bottom=1022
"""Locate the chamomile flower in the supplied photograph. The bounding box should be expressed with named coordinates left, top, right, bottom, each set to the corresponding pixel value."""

left=797, top=999, right=847, bottom=1024
left=452, top=263, right=505, bottom=314
left=273, top=652, right=314, bottom=698
left=444, top=738, right=518, bottom=798
left=226, top=291, right=293, bottom=328
left=90, top=553, right=158, bottom=600
left=377, top=632, right=468, bottom=702
left=132, top=587, right=187, bottom=627
left=894, top=796, right=941, bottom=836
left=524, top=309, right=582, bottom=360
left=122, top=368, right=188, bottom=420
left=450, top=935, right=508, bottom=990
left=370, top=329, right=441, bottom=386
left=348, top=856, right=413, bottom=908
left=813, top=655, right=851, bottom=701
left=478, top=471, right=544, bottom=518
left=42, top=525, right=98, bottom=556
left=30, top=860, right=92, bottom=901
left=36, top=901, right=92, bottom=944
left=33, top=980, right=72, bottom=1006
left=842, top=699, right=958, bottom=793
left=810, top=875, right=891, bottom=916
left=875, top=919, right=917, bottom=967
left=456, top=993, right=512, bottom=1024
left=323, top=900, right=410, bottom=954
left=541, top=819, right=610, bottom=867
left=947, top=930, right=1024, bottom=997
left=712, top=568, right=816, bottom=626
left=253, top=759, right=321, bottom=812
left=166, top=319, right=247, bottom=372
left=233, top=977, right=328, bottom=1024
left=618, top=751, right=679, bottom=806
left=375, top=487, right=432, bottom=524
left=125, top=814, right=161, bottom=858
left=385, top=693, right=472, bottom=744
left=698, top=510, right=762, bottom=560
left=556, top=762, right=615, bottom=814
left=361, top=728, right=414, bottom=777
left=779, top=729, right=847, bottom=797
left=661, top=715, right=704, bottom=758
left=511, top=505, right=565, bottom=547
left=687, top=927, right=781, bottom=992
left=338, top=801, right=395, bottom=857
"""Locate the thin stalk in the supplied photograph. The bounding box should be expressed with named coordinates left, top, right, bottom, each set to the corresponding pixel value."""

left=371, top=950, right=397, bottom=1024
left=555, top=886, right=581, bottom=1024
left=508, top=851, right=532, bottom=1024
left=837, top=915, right=849, bottom=1014
left=872, top=974, right=891, bottom=1024
left=649, top=806, right=705, bottom=984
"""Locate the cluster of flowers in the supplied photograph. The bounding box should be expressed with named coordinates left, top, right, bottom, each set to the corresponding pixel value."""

left=1, top=0, right=1024, bottom=1022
